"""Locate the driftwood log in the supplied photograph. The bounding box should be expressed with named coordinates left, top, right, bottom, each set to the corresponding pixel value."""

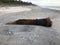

left=6, top=17, right=52, bottom=27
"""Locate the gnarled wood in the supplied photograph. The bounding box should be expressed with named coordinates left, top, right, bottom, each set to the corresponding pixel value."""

left=6, top=17, right=52, bottom=27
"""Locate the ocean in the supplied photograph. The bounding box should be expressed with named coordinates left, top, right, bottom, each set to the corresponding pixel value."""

left=21, top=0, right=60, bottom=10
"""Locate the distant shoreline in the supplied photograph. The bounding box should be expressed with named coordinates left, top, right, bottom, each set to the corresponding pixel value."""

left=0, top=1, right=36, bottom=7
left=39, top=6, right=60, bottom=11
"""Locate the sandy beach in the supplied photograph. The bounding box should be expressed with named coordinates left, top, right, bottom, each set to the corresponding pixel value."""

left=0, top=5, right=60, bottom=45
left=0, top=5, right=60, bottom=32
left=0, top=6, right=31, bottom=15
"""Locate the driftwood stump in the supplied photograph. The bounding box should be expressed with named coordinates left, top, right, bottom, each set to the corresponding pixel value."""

left=6, top=17, right=52, bottom=27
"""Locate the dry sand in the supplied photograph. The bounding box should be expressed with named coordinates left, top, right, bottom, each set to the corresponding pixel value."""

left=0, top=6, right=31, bottom=15
left=0, top=5, right=60, bottom=32
left=0, top=5, right=60, bottom=45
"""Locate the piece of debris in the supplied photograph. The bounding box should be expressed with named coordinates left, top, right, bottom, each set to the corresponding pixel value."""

left=6, top=17, right=52, bottom=27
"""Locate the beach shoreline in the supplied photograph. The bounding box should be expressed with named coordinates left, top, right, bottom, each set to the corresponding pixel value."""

left=0, top=5, right=60, bottom=45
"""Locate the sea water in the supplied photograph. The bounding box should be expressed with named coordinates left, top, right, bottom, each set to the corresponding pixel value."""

left=21, top=0, right=60, bottom=10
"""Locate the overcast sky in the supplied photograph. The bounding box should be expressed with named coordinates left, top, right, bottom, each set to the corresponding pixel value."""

left=21, top=0, right=60, bottom=6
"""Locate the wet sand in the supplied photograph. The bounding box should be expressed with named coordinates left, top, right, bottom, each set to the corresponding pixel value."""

left=0, top=5, right=60, bottom=45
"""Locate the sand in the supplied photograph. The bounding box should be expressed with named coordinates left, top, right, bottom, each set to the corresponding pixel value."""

left=0, top=5, right=60, bottom=45
left=0, top=6, right=31, bottom=15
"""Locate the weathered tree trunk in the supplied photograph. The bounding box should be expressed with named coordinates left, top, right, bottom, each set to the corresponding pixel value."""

left=6, top=17, right=52, bottom=27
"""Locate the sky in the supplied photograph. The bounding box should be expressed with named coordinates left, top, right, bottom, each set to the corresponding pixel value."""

left=21, top=0, right=60, bottom=6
